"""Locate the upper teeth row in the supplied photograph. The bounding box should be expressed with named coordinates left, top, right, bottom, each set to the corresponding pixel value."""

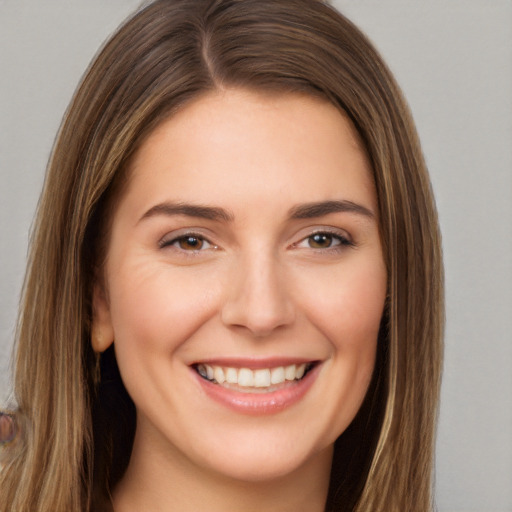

left=197, top=363, right=307, bottom=388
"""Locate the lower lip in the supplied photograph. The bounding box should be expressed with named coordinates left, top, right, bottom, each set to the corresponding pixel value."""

left=194, top=364, right=320, bottom=415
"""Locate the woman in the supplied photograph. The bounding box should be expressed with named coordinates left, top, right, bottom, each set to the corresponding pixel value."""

left=0, top=0, right=443, bottom=510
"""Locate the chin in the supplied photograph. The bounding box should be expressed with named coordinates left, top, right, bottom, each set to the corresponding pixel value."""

left=189, top=424, right=334, bottom=484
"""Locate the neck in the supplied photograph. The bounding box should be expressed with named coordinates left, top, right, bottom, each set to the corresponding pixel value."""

left=112, top=420, right=332, bottom=512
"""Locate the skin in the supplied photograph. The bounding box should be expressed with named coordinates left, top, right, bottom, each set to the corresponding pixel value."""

left=92, top=88, right=387, bottom=512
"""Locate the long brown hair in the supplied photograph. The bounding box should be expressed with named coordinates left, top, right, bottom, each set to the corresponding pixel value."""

left=0, top=1, right=443, bottom=510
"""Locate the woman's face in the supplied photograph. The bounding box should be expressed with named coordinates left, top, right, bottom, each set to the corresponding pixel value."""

left=93, top=89, right=387, bottom=482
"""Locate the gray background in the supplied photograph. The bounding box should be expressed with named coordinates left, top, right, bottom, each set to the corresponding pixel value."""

left=1, top=1, right=511, bottom=511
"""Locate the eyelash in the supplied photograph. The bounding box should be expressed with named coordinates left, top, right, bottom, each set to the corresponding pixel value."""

left=294, top=230, right=354, bottom=252
left=159, top=229, right=354, bottom=254
left=159, top=232, right=216, bottom=253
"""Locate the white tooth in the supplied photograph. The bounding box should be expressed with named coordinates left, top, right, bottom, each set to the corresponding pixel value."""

left=254, top=369, right=271, bottom=387
left=205, top=364, right=214, bottom=380
left=213, top=366, right=225, bottom=384
left=270, top=366, right=285, bottom=385
left=284, top=364, right=296, bottom=381
left=238, top=368, right=254, bottom=387
left=296, top=363, right=306, bottom=379
left=225, top=367, right=238, bottom=384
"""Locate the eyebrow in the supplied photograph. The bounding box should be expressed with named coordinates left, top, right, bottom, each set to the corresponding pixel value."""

left=139, top=199, right=374, bottom=224
left=288, top=200, right=375, bottom=220
left=139, top=202, right=235, bottom=223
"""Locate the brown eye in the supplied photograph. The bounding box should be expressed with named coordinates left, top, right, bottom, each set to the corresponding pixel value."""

left=308, top=233, right=337, bottom=249
left=178, top=236, right=205, bottom=250
left=294, top=231, right=353, bottom=251
left=159, top=233, right=215, bottom=252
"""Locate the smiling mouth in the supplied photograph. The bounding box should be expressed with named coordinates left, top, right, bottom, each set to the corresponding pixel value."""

left=194, top=362, right=316, bottom=393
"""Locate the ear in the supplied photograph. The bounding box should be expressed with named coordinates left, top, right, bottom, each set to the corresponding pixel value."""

left=91, top=282, right=114, bottom=353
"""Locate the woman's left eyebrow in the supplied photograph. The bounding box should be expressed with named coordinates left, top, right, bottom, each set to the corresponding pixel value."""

left=288, top=200, right=375, bottom=220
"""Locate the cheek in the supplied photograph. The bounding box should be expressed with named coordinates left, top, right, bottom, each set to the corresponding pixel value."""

left=288, top=258, right=386, bottom=443
left=106, top=264, right=225, bottom=414
left=107, top=263, right=221, bottom=364
left=297, top=254, right=386, bottom=403
left=297, top=258, right=387, bottom=352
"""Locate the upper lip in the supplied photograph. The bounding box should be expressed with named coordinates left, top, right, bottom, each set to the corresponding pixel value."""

left=190, top=357, right=319, bottom=370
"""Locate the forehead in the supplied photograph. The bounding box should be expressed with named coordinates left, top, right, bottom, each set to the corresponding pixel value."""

left=133, top=88, right=367, bottom=164
left=121, top=88, right=376, bottom=218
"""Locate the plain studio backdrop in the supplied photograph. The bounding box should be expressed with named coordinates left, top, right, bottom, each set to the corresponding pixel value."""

left=1, top=1, right=511, bottom=511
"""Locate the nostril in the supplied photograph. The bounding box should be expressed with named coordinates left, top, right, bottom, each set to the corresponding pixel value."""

left=221, top=288, right=296, bottom=336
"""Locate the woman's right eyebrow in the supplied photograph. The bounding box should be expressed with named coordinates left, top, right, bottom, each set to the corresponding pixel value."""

left=138, top=201, right=235, bottom=223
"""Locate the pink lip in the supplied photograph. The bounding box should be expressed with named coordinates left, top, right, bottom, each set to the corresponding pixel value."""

left=192, top=363, right=320, bottom=415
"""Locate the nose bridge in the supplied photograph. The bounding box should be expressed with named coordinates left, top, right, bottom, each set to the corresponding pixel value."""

left=221, top=246, right=295, bottom=336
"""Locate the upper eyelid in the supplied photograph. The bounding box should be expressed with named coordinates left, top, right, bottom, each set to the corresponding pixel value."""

left=157, top=226, right=354, bottom=248
left=285, top=229, right=355, bottom=254
left=158, top=230, right=214, bottom=248
left=294, top=226, right=353, bottom=242
left=294, top=232, right=352, bottom=248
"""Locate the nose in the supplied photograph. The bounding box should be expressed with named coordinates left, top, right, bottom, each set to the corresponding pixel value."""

left=221, top=252, right=295, bottom=337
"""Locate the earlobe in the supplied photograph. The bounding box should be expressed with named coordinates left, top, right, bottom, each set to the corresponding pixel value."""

left=91, top=283, right=114, bottom=352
